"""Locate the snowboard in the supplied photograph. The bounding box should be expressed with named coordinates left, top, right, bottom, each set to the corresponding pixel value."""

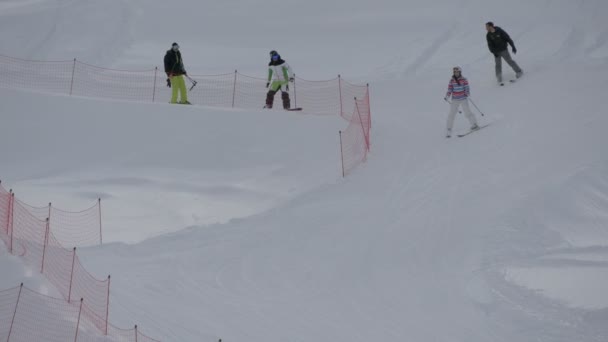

left=263, top=106, right=303, bottom=111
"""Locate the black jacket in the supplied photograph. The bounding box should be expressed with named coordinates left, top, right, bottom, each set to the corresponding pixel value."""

left=486, top=26, right=515, bottom=55
left=268, top=58, right=286, bottom=67
left=164, top=49, right=186, bottom=76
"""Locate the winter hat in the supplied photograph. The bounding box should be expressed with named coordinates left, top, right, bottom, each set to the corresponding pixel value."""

left=172, top=42, right=179, bottom=47
left=269, top=50, right=280, bottom=60
left=453, top=66, right=462, bottom=73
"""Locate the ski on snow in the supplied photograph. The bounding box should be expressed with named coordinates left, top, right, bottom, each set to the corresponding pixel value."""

left=457, top=123, right=491, bottom=137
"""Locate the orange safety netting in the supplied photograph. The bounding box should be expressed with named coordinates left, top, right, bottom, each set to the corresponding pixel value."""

left=0, top=54, right=372, bottom=174
left=0, top=184, right=159, bottom=341
left=0, top=285, right=159, bottom=342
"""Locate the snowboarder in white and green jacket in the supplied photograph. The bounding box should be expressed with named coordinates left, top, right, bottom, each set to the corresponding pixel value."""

left=265, top=50, right=295, bottom=109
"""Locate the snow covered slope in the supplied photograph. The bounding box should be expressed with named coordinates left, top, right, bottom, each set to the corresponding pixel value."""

left=2, top=0, right=608, bottom=341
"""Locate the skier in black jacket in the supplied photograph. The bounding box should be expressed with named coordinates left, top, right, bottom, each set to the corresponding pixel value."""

left=163, top=42, right=190, bottom=104
left=486, top=22, right=523, bottom=85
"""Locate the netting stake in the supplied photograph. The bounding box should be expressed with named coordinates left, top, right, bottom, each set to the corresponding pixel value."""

left=105, top=275, right=111, bottom=335
left=339, top=131, right=345, bottom=178
left=74, top=298, right=84, bottom=342
left=98, top=198, right=102, bottom=245
left=69, top=58, right=76, bottom=95
left=7, top=283, right=24, bottom=342
left=152, top=67, right=158, bottom=102
left=41, top=218, right=50, bottom=273
left=232, top=70, right=238, bottom=108
left=293, top=74, right=297, bottom=108
left=68, top=247, right=77, bottom=303
left=338, top=75, right=343, bottom=116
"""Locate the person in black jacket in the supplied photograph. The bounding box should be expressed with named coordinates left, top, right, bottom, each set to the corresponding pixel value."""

left=163, top=42, right=190, bottom=104
left=486, top=22, right=523, bottom=85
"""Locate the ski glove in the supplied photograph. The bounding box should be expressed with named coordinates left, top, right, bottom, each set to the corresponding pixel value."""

left=512, top=46, right=517, bottom=54
left=289, top=77, right=294, bottom=82
left=266, top=82, right=270, bottom=88
left=166, top=78, right=171, bottom=87
left=286, top=85, right=289, bottom=91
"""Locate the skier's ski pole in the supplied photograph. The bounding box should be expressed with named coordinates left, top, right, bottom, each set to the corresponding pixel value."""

left=185, top=75, right=197, bottom=91
left=468, top=98, right=485, bottom=116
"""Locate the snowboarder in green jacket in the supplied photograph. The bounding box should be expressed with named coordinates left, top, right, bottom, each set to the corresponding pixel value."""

left=265, top=50, right=295, bottom=109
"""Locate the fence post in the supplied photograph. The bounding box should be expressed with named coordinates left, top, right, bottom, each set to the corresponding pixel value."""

left=232, top=70, right=238, bottom=108
left=74, top=298, right=83, bottom=342
left=7, top=283, right=23, bottom=342
left=98, top=198, right=102, bottom=245
left=293, top=74, right=297, bottom=109
left=41, top=218, right=50, bottom=273
left=69, top=58, right=76, bottom=96
left=339, top=131, right=345, bottom=178
left=5, top=188, right=11, bottom=236
left=9, top=192, right=14, bottom=254
left=135, top=325, right=138, bottom=342
left=152, top=67, right=158, bottom=103
left=366, top=83, right=371, bottom=129
left=338, top=75, right=343, bottom=117
left=68, top=247, right=76, bottom=303
left=105, top=275, right=110, bottom=335
left=355, top=97, right=370, bottom=151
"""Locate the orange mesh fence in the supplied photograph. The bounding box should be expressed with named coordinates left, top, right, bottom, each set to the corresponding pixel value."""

left=105, top=323, right=162, bottom=342
left=0, top=54, right=368, bottom=116
left=165, top=72, right=237, bottom=107
left=232, top=73, right=269, bottom=110
left=136, top=328, right=163, bottom=342
left=72, top=61, right=158, bottom=101
left=0, top=284, right=158, bottom=342
left=340, top=78, right=370, bottom=121
left=68, top=258, right=109, bottom=331
left=9, top=200, right=46, bottom=267
left=0, top=52, right=371, bottom=338
left=15, top=198, right=102, bottom=247
left=0, top=55, right=74, bottom=95
left=43, top=232, right=76, bottom=300
left=105, top=322, right=138, bottom=342
left=0, top=286, right=19, bottom=341
left=0, top=183, right=10, bottom=237
left=0, top=190, right=111, bottom=333
left=0, top=184, right=153, bottom=339
left=1, top=54, right=372, bottom=174
left=292, top=77, right=341, bottom=116
left=340, top=89, right=372, bottom=177
left=5, top=286, right=81, bottom=342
